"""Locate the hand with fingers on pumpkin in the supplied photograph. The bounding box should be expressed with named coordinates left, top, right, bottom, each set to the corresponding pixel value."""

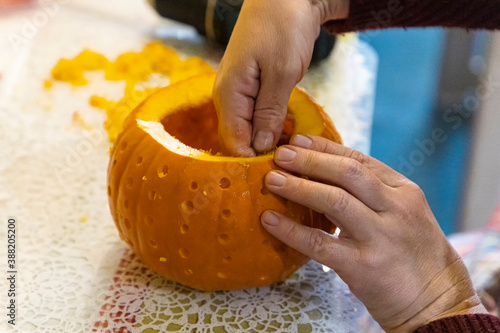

left=260, top=134, right=488, bottom=333
left=213, top=0, right=349, bottom=157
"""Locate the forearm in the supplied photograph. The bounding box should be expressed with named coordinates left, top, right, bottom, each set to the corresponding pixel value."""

left=322, top=0, right=500, bottom=33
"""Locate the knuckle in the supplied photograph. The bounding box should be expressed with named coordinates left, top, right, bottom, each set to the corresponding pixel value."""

left=271, top=59, right=303, bottom=82
left=253, top=107, right=286, bottom=121
left=318, top=139, right=330, bottom=152
left=404, top=180, right=427, bottom=203
left=406, top=180, right=422, bottom=193
left=307, top=230, right=327, bottom=255
left=253, top=107, right=287, bottom=128
left=302, top=150, right=320, bottom=170
left=348, top=149, right=367, bottom=165
left=340, top=158, right=363, bottom=181
left=284, top=221, right=300, bottom=241
left=326, top=188, right=349, bottom=213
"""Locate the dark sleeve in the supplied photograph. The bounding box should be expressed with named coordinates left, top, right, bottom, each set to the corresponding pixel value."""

left=324, top=0, right=500, bottom=34
left=414, top=314, right=500, bottom=333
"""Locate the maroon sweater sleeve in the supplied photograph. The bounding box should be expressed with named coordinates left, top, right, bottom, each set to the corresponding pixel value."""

left=324, top=0, right=500, bottom=33
left=414, top=314, right=500, bottom=333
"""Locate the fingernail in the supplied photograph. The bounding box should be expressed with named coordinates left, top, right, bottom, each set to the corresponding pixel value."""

left=291, top=134, right=312, bottom=148
left=276, top=147, right=296, bottom=162
left=266, top=171, right=287, bottom=187
left=262, top=211, right=280, bottom=226
left=253, top=130, right=274, bottom=152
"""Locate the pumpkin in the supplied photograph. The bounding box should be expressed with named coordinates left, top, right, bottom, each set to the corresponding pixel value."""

left=107, top=73, right=342, bottom=291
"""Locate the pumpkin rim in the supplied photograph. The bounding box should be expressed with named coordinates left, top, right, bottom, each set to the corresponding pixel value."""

left=125, top=72, right=338, bottom=163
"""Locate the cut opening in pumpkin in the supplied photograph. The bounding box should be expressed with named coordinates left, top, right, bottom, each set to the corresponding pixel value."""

left=160, top=101, right=296, bottom=156
left=161, top=101, right=222, bottom=154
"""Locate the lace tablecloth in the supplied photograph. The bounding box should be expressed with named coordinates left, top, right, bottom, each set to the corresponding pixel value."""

left=0, top=0, right=379, bottom=332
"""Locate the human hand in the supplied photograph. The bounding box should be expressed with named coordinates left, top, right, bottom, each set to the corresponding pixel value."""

left=213, top=0, right=349, bottom=156
left=261, top=135, right=487, bottom=332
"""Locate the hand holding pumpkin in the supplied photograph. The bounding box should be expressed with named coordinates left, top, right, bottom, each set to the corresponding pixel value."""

left=261, top=135, right=487, bottom=332
left=213, top=0, right=349, bottom=156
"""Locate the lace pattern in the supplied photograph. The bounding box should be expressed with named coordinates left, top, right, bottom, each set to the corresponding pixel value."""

left=92, top=249, right=370, bottom=332
left=0, top=1, right=379, bottom=332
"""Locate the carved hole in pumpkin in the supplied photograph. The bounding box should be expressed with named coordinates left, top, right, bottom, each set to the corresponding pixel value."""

left=179, top=248, right=190, bottom=259
left=259, top=275, right=269, bottom=281
left=136, top=156, right=143, bottom=165
left=219, top=178, right=230, bottom=189
left=146, top=216, right=154, bottom=226
left=184, top=268, right=194, bottom=275
left=160, top=102, right=295, bottom=156
left=157, top=165, right=169, bottom=178
left=124, top=218, right=131, bottom=230
left=120, top=141, right=127, bottom=151
left=190, top=181, right=198, bottom=191
left=222, top=209, right=231, bottom=218
left=261, top=186, right=269, bottom=195
left=217, top=272, right=227, bottom=279
left=107, top=186, right=111, bottom=197
left=180, top=224, right=189, bottom=234
left=124, top=200, right=129, bottom=208
left=217, top=234, right=230, bottom=245
left=181, top=200, right=194, bottom=214
left=113, top=159, right=117, bottom=166
left=149, top=240, right=157, bottom=248
left=126, top=177, right=133, bottom=188
left=223, top=256, right=232, bottom=263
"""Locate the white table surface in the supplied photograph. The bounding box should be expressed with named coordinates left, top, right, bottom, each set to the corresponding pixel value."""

left=0, top=0, right=379, bottom=332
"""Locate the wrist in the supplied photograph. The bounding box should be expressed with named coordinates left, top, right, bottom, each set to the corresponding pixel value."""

left=425, top=299, right=488, bottom=323
left=393, top=295, right=488, bottom=333
left=311, top=0, right=350, bottom=24
left=382, top=259, right=488, bottom=333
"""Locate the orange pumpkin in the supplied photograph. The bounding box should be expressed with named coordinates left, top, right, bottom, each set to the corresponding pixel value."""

left=107, top=73, right=342, bottom=291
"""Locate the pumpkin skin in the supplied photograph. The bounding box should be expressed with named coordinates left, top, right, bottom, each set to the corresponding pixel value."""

left=107, top=73, right=342, bottom=291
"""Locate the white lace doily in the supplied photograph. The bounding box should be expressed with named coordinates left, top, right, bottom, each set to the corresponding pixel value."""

left=0, top=1, right=380, bottom=332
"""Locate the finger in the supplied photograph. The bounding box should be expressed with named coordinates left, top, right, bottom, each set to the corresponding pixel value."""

left=261, top=211, right=355, bottom=271
left=213, top=60, right=259, bottom=157
left=274, top=145, right=390, bottom=212
left=217, top=112, right=256, bottom=157
left=290, top=135, right=407, bottom=187
left=265, top=170, right=377, bottom=241
left=251, top=62, right=300, bottom=154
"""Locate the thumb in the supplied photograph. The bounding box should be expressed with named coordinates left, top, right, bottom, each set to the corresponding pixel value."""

left=251, top=69, right=298, bottom=154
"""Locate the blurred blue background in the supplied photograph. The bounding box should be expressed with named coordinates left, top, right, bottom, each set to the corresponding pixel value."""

left=360, top=28, right=474, bottom=235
